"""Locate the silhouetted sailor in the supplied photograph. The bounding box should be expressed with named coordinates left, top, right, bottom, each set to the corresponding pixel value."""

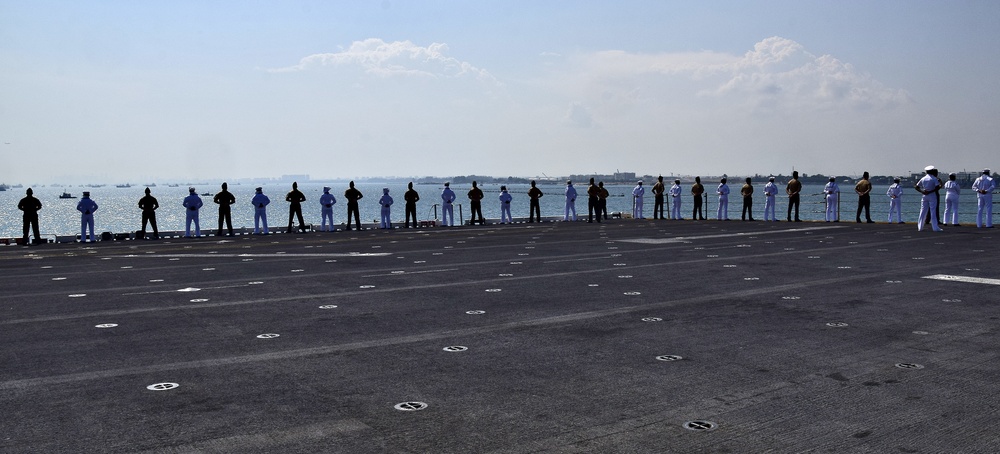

left=972, top=168, right=994, bottom=228
left=404, top=182, right=419, bottom=228
left=379, top=188, right=393, bottom=229
left=823, top=177, right=840, bottom=222
left=887, top=178, right=903, bottom=223
left=564, top=180, right=577, bottom=221
left=587, top=178, right=601, bottom=223
left=691, top=177, right=705, bottom=220
left=669, top=179, right=682, bottom=220
left=741, top=177, right=755, bottom=221
left=17, top=188, right=42, bottom=244
left=77, top=191, right=99, bottom=242
left=345, top=181, right=363, bottom=230
left=183, top=187, right=203, bottom=237
left=251, top=187, right=270, bottom=235
left=598, top=182, right=609, bottom=220
left=716, top=177, right=730, bottom=221
left=763, top=177, right=778, bottom=221
left=786, top=171, right=802, bottom=222
left=528, top=180, right=543, bottom=222
left=855, top=171, right=874, bottom=223
left=441, top=182, right=456, bottom=227
left=319, top=186, right=337, bottom=232
left=138, top=187, right=159, bottom=239
left=499, top=185, right=513, bottom=224
left=915, top=166, right=943, bottom=232
left=286, top=182, right=306, bottom=233
left=632, top=181, right=645, bottom=219
left=652, top=176, right=666, bottom=219
left=214, top=182, right=236, bottom=236
left=468, top=181, right=485, bottom=225
left=943, top=173, right=961, bottom=226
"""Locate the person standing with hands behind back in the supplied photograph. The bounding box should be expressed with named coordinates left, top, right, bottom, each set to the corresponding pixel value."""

left=344, top=181, right=363, bottom=231
left=286, top=182, right=306, bottom=233
left=138, top=187, right=159, bottom=239
left=18, top=188, right=42, bottom=245
left=214, top=182, right=236, bottom=236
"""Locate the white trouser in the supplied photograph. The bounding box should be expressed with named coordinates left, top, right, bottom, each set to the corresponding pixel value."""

left=321, top=207, right=334, bottom=231
left=380, top=207, right=391, bottom=229
left=500, top=203, right=512, bottom=223
left=764, top=195, right=776, bottom=221
left=442, top=203, right=454, bottom=226
left=254, top=208, right=268, bottom=234
left=671, top=196, right=682, bottom=220
left=633, top=196, right=643, bottom=219
left=917, top=194, right=940, bottom=231
left=80, top=214, right=95, bottom=241
left=888, top=198, right=902, bottom=223
left=717, top=196, right=728, bottom=220
left=978, top=194, right=994, bottom=228
left=564, top=199, right=576, bottom=221
left=825, top=195, right=838, bottom=222
left=186, top=211, right=200, bottom=237
left=943, top=194, right=959, bottom=225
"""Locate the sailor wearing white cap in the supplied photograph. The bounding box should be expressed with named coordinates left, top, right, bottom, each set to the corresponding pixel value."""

left=763, top=176, right=778, bottom=221
left=887, top=178, right=903, bottom=223
left=77, top=191, right=99, bottom=242
left=914, top=166, right=943, bottom=232
left=632, top=181, right=645, bottom=219
left=499, top=185, right=513, bottom=224
left=441, top=182, right=456, bottom=226
left=379, top=188, right=393, bottom=229
left=251, top=187, right=270, bottom=235
left=183, top=187, right=203, bottom=237
left=564, top=181, right=577, bottom=221
left=823, top=177, right=840, bottom=222
left=669, top=179, right=683, bottom=220
left=716, top=177, right=730, bottom=220
left=972, top=168, right=995, bottom=228
left=943, top=173, right=961, bottom=226
left=320, top=187, right=337, bottom=232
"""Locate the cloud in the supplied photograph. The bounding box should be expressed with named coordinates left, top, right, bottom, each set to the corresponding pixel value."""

left=268, top=38, right=500, bottom=85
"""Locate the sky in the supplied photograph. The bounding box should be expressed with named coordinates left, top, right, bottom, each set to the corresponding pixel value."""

left=2, top=0, right=999, bottom=184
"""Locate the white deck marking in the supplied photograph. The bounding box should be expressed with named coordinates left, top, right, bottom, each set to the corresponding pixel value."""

left=619, top=226, right=844, bottom=244
left=922, top=274, right=1000, bottom=286
left=135, top=252, right=392, bottom=258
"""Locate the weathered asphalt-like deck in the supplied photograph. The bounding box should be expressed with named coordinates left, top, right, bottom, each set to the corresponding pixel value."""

left=1, top=220, right=998, bottom=453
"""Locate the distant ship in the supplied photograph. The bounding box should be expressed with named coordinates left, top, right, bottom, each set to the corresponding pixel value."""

left=0, top=183, right=7, bottom=191
left=59, top=191, right=76, bottom=199
left=116, top=183, right=132, bottom=188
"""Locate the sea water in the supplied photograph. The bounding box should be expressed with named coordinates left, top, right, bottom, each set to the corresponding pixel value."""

left=0, top=182, right=992, bottom=239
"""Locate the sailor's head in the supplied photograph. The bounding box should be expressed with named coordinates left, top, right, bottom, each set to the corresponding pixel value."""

left=408, top=182, right=413, bottom=189
left=83, top=191, right=91, bottom=197
left=985, top=168, right=992, bottom=175
left=444, top=182, right=450, bottom=187
left=500, top=185, right=507, bottom=192
left=255, top=187, right=262, bottom=193
left=598, top=181, right=604, bottom=187
left=144, top=187, right=151, bottom=194
left=658, top=175, right=663, bottom=182
left=349, top=181, right=355, bottom=188
left=863, top=171, right=870, bottom=179
left=189, top=187, right=196, bottom=194
left=530, top=180, right=536, bottom=187
left=925, top=165, right=937, bottom=176
left=829, top=177, right=836, bottom=182
left=637, top=180, right=643, bottom=186
left=383, top=188, right=389, bottom=194
left=566, top=180, right=572, bottom=186
left=893, top=177, right=901, bottom=183
left=792, top=171, right=799, bottom=178
left=323, top=186, right=330, bottom=193
left=720, top=177, right=727, bottom=184
left=292, top=181, right=298, bottom=189
left=768, top=176, right=775, bottom=182
left=472, top=181, right=478, bottom=188
left=949, top=173, right=956, bottom=180
left=25, top=188, right=32, bottom=195
left=589, top=177, right=595, bottom=184
left=674, top=179, right=681, bottom=184
left=221, top=182, right=228, bottom=190
left=745, top=177, right=752, bottom=184
left=695, top=176, right=701, bottom=183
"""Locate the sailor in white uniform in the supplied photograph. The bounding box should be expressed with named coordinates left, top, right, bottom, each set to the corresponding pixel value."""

left=183, top=187, right=203, bottom=237
left=943, top=173, right=961, bottom=226
left=823, top=177, right=840, bottom=222
left=441, top=182, right=456, bottom=226
left=972, top=168, right=995, bottom=228
left=716, top=177, right=730, bottom=220
left=498, top=185, right=513, bottom=224
left=632, top=181, right=645, bottom=219
left=915, top=165, right=943, bottom=232
left=669, top=179, right=683, bottom=220
left=887, top=178, right=903, bottom=223
left=251, top=187, right=270, bottom=235
left=564, top=181, right=577, bottom=221
left=76, top=191, right=99, bottom=242
left=379, top=188, right=393, bottom=229
left=319, top=186, right=337, bottom=232
left=763, top=176, right=778, bottom=221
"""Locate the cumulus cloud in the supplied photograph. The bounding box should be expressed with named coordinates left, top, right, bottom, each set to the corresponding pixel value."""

left=268, top=38, right=500, bottom=85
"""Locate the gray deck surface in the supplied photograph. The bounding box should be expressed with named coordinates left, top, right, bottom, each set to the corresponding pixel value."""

left=1, top=219, right=998, bottom=453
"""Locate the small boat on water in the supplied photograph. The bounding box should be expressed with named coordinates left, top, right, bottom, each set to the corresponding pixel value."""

left=59, top=191, right=76, bottom=199
left=116, top=183, right=132, bottom=188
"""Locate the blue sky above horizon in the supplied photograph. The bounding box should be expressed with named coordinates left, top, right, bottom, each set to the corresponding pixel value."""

left=2, top=1, right=998, bottom=183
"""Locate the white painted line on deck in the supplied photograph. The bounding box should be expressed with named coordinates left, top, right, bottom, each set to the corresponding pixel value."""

left=922, top=275, right=1000, bottom=286
left=124, top=253, right=392, bottom=258
left=362, top=268, right=459, bottom=278
left=619, top=226, right=844, bottom=244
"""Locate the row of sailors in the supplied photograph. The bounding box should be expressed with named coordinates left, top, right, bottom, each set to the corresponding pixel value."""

left=15, top=169, right=996, bottom=243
